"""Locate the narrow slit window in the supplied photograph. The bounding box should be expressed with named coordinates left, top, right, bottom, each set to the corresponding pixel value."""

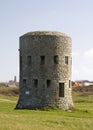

left=69, top=80, right=71, bottom=88
left=65, top=56, right=68, bottom=64
left=34, top=79, right=38, bottom=88
left=54, top=55, right=59, bottom=64
left=59, top=83, right=64, bottom=97
left=40, top=56, right=45, bottom=65
left=47, top=80, right=51, bottom=87
left=27, top=56, right=31, bottom=65
left=20, top=56, right=22, bottom=70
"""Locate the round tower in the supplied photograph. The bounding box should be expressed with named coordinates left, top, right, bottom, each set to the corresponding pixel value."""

left=16, top=31, right=73, bottom=110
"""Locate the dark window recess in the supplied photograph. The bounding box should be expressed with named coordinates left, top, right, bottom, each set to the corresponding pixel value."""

left=69, top=80, right=71, bottom=88
left=65, top=56, right=68, bottom=64
left=54, top=55, right=59, bottom=64
left=20, top=56, right=22, bottom=70
left=47, top=80, right=51, bottom=87
left=59, top=83, right=64, bottom=97
left=40, top=56, right=45, bottom=65
left=23, top=79, right=27, bottom=86
left=27, top=56, right=31, bottom=65
left=34, top=79, right=38, bottom=88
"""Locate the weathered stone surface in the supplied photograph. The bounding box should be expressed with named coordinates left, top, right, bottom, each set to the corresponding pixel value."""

left=16, top=31, right=74, bottom=110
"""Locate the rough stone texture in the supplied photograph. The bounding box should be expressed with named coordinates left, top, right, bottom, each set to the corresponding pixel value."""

left=16, top=31, right=74, bottom=110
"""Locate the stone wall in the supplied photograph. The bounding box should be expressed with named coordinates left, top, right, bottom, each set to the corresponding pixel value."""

left=16, top=31, right=73, bottom=110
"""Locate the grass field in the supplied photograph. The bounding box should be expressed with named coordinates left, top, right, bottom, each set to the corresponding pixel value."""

left=0, top=86, right=93, bottom=130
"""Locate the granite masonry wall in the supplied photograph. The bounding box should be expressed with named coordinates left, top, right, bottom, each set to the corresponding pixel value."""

left=16, top=31, right=73, bottom=110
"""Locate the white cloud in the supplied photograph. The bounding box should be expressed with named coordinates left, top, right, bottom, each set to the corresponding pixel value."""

left=84, top=48, right=93, bottom=57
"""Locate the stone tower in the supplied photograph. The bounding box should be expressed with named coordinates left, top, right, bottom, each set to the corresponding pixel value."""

left=16, top=31, right=73, bottom=110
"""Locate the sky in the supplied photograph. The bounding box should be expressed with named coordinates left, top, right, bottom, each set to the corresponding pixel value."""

left=0, top=0, right=93, bottom=82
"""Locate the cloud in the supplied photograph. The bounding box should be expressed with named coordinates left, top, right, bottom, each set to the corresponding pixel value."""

left=84, top=48, right=93, bottom=57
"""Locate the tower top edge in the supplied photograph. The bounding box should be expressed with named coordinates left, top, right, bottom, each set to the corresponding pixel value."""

left=20, top=31, right=71, bottom=38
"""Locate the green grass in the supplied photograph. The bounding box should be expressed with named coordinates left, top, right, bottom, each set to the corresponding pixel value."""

left=0, top=88, right=93, bottom=130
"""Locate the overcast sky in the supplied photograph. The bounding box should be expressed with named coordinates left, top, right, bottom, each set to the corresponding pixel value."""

left=0, top=0, right=93, bottom=81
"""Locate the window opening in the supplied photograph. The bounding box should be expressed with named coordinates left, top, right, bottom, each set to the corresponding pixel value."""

left=65, top=56, right=68, bottom=64
left=23, top=79, right=27, bottom=86
left=27, top=56, right=31, bottom=65
left=59, top=83, right=64, bottom=97
left=69, top=80, right=71, bottom=88
left=34, top=79, right=38, bottom=88
left=40, top=56, right=45, bottom=65
left=20, top=56, right=22, bottom=70
left=47, top=80, right=51, bottom=87
left=54, top=55, right=59, bottom=64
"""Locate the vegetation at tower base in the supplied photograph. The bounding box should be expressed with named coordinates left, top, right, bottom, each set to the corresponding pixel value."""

left=16, top=31, right=73, bottom=110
